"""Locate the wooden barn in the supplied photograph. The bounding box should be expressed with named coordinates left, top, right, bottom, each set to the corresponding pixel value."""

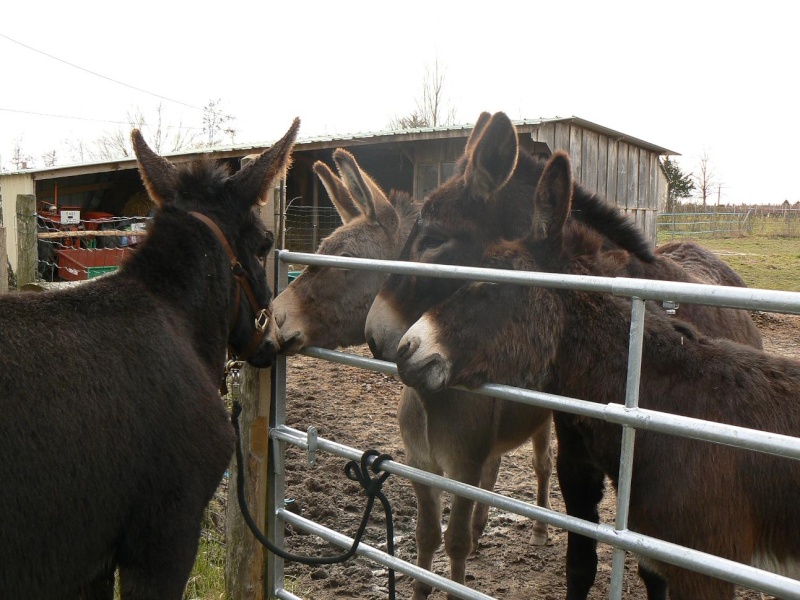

left=0, top=116, right=675, bottom=286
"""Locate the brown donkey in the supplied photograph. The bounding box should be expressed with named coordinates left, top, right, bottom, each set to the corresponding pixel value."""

left=393, top=150, right=800, bottom=600
left=366, top=112, right=762, bottom=600
left=272, top=150, right=553, bottom=592
left=273, top=148, right=418, bottom=352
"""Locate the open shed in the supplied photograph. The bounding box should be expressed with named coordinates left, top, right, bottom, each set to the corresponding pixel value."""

left=0, top=116, right=675, bottom=284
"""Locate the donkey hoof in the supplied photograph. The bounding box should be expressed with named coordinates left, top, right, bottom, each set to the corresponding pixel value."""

left=529, top=528, right=548, bottom=546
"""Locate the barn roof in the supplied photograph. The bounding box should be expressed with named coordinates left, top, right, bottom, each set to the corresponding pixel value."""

left=5, top=116, right=676, bottom=181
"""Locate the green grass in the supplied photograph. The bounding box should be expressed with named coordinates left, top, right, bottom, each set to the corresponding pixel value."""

left=660, top=234, right=800, bottom=293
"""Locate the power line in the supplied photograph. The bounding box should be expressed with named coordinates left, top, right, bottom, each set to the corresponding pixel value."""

left=0, top=107, right=203, bottom=130
left=0, top=31, right=205, bottom=113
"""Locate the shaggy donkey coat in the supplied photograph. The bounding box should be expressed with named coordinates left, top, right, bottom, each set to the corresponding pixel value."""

left=0, top=120, right=298, bottom=599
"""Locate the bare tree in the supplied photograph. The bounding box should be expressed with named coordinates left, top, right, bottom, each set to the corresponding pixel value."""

left=87, top=104, right=203, bottom=161
left=202, top=99, right=235, bottom=146
left=693, top=150, right=716, bottom=208
left=390, top=58, right=457, bottom=129
left=11, top=137, right=33, bottom=170
left=42, top=150, right=57, bottom=167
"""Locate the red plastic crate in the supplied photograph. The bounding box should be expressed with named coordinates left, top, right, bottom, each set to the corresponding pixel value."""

left=55, top=248, right=132, bottom=281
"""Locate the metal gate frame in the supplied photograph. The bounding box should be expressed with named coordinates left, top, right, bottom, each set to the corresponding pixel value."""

left=267, top=250, right=800, bottom=600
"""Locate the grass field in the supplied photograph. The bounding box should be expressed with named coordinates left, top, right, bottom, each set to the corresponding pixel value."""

left=658, top=233, right=800, bottom=292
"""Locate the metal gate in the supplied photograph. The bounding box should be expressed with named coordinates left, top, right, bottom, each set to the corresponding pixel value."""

left=267, top=249, right=800, bottom=600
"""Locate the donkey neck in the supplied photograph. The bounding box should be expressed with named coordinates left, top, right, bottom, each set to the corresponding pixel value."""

left=121, top=209, right=236, bottom=378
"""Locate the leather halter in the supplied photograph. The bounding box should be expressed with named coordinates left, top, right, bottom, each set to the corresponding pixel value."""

left=189, top=211, right=272, bottom=361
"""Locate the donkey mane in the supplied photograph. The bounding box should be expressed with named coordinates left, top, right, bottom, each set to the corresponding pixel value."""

left=450, top=143, right=655, bottom=263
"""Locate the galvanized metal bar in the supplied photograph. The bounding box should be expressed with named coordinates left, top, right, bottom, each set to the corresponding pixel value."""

left=270, top=425, right=800, bottom=599
left=273, top=589, right=303, bottom=600
left=277, top=510, right=496, bottom=600
left=266, top=351, right=288, bottom=597
left=610, top=296, right=646, bottom=599
left=301, top=348, right=800, bottom=461
left=278, top=250, right=800, bottom=315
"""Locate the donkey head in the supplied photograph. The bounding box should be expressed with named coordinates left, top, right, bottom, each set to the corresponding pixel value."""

left=366, top=111, right=652, bottom=364
left=395, top=151, right=574, bottom=392
left=366, top=111, right=544, bottom=362
left=132, top=118, right=300, bottom=368
left=273, top=148, right=418, bottom=353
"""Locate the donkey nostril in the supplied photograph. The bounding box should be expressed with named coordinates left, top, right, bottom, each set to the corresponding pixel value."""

left=396, top=335, right=420, bottom=361
left=274, top=308, right=286, bottom=328
left=367, top=336, right=380, bottom=359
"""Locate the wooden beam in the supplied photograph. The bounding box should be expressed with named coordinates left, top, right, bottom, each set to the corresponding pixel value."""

left=16, top=195, right=37, bottom=287
left=37, top=230, right=146, bottom=239
left=36, top=181, right=116, bottom=200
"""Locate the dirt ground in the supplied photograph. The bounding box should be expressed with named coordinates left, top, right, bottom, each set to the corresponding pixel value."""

left=280, top=312, right=800, bottom=599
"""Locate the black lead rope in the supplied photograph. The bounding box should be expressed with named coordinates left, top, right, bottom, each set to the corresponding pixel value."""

left=230, top=401, right=396, bottom=599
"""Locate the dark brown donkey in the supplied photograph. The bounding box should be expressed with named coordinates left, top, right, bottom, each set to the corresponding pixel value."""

left=365, top=112, right=762, bottom=600
left=272, top=151, right=553, bottom=591
left=0, top=120, right=298, bottom=599
left=393, top=150, right=800, bottom=600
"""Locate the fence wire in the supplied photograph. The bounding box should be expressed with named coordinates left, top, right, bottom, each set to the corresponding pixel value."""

left=36, top=214, right=147, bottom=282
left=659, top=207, right=800, bottom=239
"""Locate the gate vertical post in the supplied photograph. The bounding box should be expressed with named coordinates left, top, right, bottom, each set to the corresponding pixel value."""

left=609, top=296, right=646, bottom=599
left=225, top=158, right=282, bottom=600
left=15, top=194, right=36, bottom=287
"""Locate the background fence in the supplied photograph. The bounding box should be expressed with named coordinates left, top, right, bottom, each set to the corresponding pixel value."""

left=283, top=204, right=342, bottom=256
left=36, top=212, right=148, bottom=283
left=658, top=207, right=800, bottom=239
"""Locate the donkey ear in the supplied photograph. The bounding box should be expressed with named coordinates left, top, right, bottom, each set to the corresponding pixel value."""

left=131, top=129, right=178, bottom=207
left=464, top=112, right=492, bottom=156
left=333, top=148, right=396, bottom=228
left=531, top=151, right=573, bottom=242
left=230, top=118, right=300, bottom=207
left=313, top=160, right=361, bottom=223
left=464, top=112, right=518, bottom=199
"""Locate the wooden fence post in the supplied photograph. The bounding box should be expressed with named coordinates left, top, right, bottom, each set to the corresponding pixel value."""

left=0, top=226, right=8, bottom=294
left=1, top=200, right=8, bottom=294
left=225, top=157, right=281, bottom=600
left=16, top=194, right=37, bottom=287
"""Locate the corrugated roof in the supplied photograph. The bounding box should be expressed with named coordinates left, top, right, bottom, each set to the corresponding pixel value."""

left=3, top=116, right=676, bottom=180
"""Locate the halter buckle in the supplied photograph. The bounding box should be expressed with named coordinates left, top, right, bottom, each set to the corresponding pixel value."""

left=225, top=359, right=245, bottom=400
left=255, top=308, right=270, bottom=333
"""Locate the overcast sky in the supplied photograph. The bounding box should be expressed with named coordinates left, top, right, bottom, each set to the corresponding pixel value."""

left=2, top=1, right=797, bottom=205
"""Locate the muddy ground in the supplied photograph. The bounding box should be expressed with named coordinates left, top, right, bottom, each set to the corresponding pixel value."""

left=279, top=312, right=800, bottom=599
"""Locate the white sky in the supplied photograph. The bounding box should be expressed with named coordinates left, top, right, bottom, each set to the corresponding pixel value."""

left=1, top=1, right=798, bottom=205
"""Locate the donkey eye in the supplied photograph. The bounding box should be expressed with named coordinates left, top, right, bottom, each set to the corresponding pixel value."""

left=419, top=235, right=446, bottom=251
left=256, top=241, right=272, bottom=259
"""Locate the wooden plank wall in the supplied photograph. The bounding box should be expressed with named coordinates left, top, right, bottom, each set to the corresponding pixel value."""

left=532, top=123, right=663, bottom=245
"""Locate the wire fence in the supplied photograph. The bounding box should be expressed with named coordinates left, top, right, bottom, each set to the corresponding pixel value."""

left=284, top=205, right=342, bottom=256
left=36, top=212, right=148, bottom=282
left=659, top=207, right=800, bottom=239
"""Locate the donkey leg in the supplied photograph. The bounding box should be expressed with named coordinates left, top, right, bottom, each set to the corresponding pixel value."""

left=410, top=480, right=444, bottom=600
left=555, top=414, right=605, bottom=600
left=529, top=415, right=553, bottom=546
left=637, top=563, right=668, bottom=600
left=443, top=470, right=482, bottom=599
left=76, top=569, right=116, bottom=600
left=117, top=490, right=212, bottom=600
left=665, top=570, right=734, bottom=600
left=470, top=456, right=501, bottom=552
